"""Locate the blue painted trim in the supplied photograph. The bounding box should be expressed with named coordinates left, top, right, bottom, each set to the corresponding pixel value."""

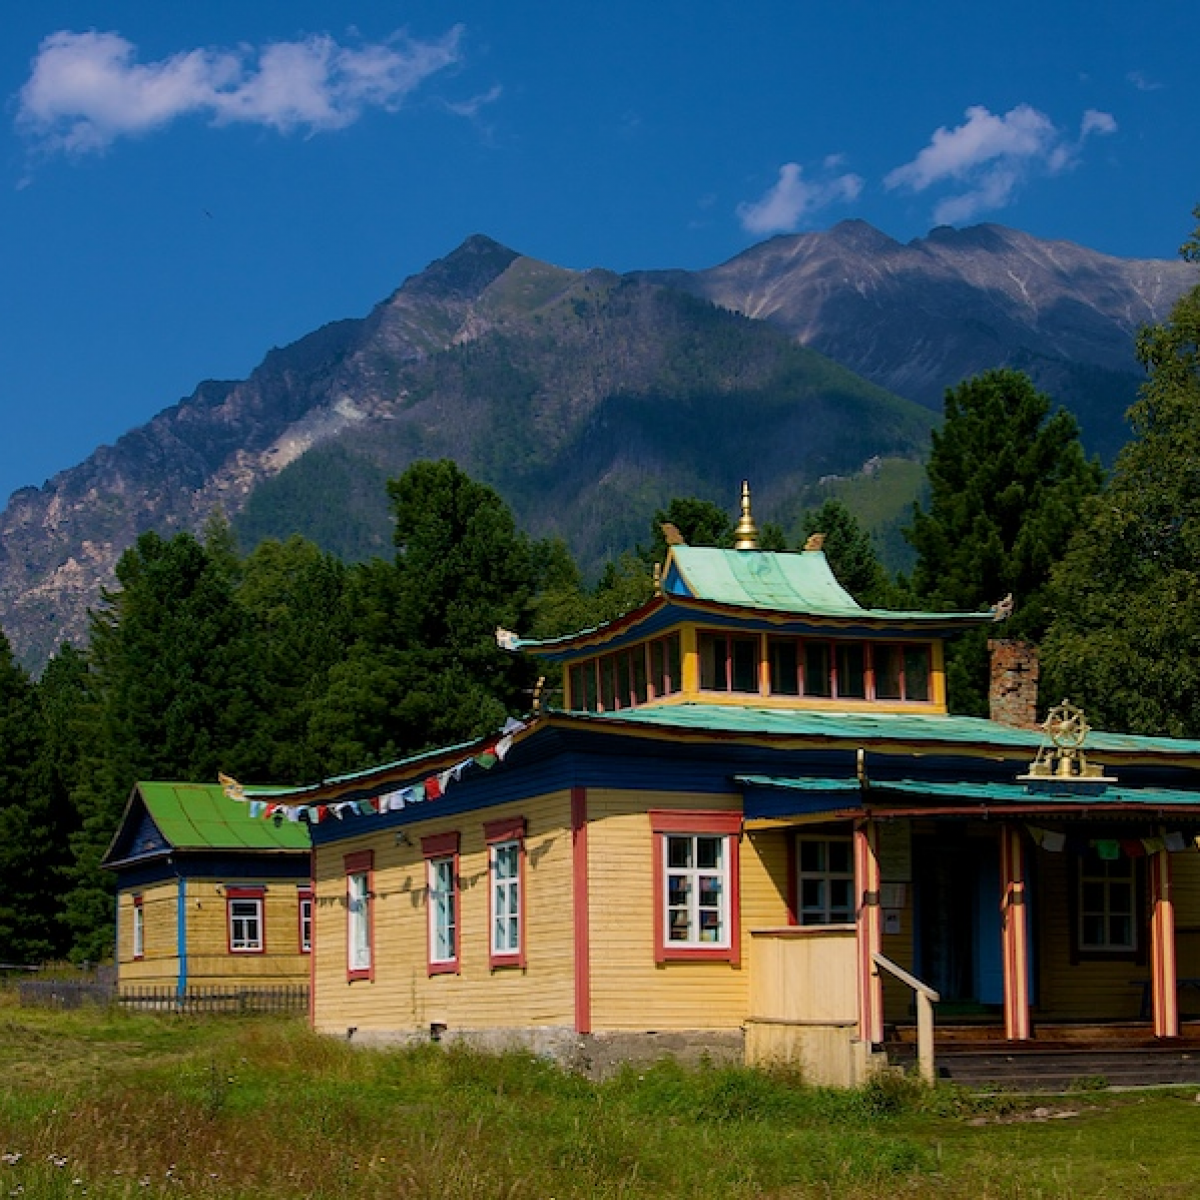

left=177, top=875, right=187, bottom=999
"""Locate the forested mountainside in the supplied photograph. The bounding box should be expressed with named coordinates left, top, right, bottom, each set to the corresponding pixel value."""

left=1, top=223, right=1190, bottom=671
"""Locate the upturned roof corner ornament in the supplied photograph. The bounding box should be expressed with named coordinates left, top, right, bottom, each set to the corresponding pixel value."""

left=218, top=771, right=245, bottom=801
left=495, top=627, right=519, bottom=651
left=1019, top=699, right=1117, bottom=787
left=990, top=593, right=1014, bottom=621
left=803, top=532, right=826, bottom=552
left=733, top=480, right=759, bottom=551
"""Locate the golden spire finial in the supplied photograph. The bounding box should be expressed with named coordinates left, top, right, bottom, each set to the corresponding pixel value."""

left=733, top=480, right=759, bottom=550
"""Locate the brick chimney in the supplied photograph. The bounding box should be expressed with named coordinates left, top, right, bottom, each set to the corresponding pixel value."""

left=988, top=639, right=1040, bottom=729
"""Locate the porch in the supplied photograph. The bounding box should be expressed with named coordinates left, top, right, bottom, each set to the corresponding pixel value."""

left=886, top=1020, right=1200, bottom=1090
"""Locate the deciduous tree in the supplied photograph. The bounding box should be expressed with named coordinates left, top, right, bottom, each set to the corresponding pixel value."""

left=1043, top=213, right=1200, bottom=735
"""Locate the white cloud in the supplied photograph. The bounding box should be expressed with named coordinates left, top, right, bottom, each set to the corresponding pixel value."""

left=737, top=161, right=862, bottom=236
left=1080, top=108, right=1117, bottom=138
left=1127, top=70, right=1163, bottom=92
left=884, top=103, right=1117, bottom=225
left=16, top=27, right=463, bottom=156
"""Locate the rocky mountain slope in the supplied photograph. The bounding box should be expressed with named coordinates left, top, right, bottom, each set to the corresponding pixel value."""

left=644, top=220, right=1193, bottom=460
left=1, top=223, right=1192, bottom=671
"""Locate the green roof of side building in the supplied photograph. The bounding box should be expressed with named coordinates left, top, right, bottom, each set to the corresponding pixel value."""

left=123, top=781, right=310, bottom=854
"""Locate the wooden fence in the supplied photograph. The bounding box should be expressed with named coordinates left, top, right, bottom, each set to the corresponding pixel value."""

left=18, top=980, right=308, bottom=1016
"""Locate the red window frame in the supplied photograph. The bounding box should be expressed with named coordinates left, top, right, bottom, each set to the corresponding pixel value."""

left=345, top=849, right=374, bottom=982
left=226, top=886, right=266, bottom=955
left=650, top=810, right=742, bottom=964
left=422, top=831, right=461, bottom=976
left=485, top=816, right=527, bottom=970
left=298, top=886, right=313, bottom=954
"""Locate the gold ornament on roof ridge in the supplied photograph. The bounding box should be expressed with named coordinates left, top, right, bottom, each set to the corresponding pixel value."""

left=733, top=480, right=759, bottom=550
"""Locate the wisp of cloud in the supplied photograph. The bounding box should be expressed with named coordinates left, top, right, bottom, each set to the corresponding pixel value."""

left=16, top=27, right=464, bottom=157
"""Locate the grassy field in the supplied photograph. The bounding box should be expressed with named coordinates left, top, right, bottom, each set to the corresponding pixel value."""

left=3, top=994, right=1200, bottom=1199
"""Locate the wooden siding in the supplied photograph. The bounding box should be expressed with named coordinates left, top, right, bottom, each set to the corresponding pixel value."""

left=116, top=877, right=310, bottom=990
left=311, top=792, right=576, bottom=1038
left=1034, top=845, right=1190, bottom=1021
left=116, top=882, right=179, bottom=987
left=586, top=790, right=782, bottom=1032
left=183, top=879, right=310, bottom=985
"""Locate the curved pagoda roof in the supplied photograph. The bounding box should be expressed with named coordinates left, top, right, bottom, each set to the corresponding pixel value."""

left=511, top=545, right=1002, bottom=663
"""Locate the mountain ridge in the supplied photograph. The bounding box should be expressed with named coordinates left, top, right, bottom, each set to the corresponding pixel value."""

left=1, top=221, right=1193, bottom=671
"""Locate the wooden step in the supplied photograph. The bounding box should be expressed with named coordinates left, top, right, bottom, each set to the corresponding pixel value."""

left=885, top=1041, right=1200, bottom=1090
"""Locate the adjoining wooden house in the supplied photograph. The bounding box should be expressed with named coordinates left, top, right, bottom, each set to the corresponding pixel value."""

left=102, top=782, right=312, bottom=1003
left=232, top=488, right=1200, bottom=1085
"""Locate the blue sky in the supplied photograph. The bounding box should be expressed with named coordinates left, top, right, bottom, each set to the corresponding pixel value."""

left=1, top=1, right=1196, bottom=504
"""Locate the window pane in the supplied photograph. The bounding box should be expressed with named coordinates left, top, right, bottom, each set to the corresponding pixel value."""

left=804, top=643, right=832, bottom=696
left=583, top=661, right=598, bottom=711
left=615, top=652, right=632, bottom=709
left=695, top=836, right=721, bottom=870
left=665, top=635, right=681, bottom=694
left=829, top=879, right=854, bottom=916
left=904, top=646, right=930, bottom=701
left=699, top=633, right=723, bottom=690
left=632, top=649, right=648, bottom=705
left=800, top=841, right=826, bottom=872
left=873, top=644, right=903, bottom=699
left=836, top=643, right=866, bottom=698
left=769, top=639, right=799, bottom=695
left=668, top=837, right=692, bottom=868
left=650, top=639, right=665, bottom=697
left=828, top=840, right=853, bottom=874
left=600, top=656, right=616, bottom=711
left=731, top=638, right=758, bottom=693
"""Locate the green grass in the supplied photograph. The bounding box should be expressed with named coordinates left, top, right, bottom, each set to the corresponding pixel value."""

left=3, top=996, right=1200, bottom=1198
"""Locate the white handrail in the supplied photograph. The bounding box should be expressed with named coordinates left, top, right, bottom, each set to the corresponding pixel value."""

left=873, top=952, right=939, bottom=1084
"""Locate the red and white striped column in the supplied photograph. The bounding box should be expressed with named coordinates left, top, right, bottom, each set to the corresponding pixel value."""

left=855, top=818, right=883, bottom=1046
left=1000, top=824, right=1031, bottom=1041
left=1149, top=844, right=1179, bottom=1039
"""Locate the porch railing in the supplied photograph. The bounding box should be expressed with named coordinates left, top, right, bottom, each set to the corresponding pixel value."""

left=873, top=952, right=940, bottom=1083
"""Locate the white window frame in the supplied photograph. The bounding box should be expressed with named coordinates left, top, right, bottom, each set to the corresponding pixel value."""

left=299, top=889, right=313, bottom=954
left=490, top=840, right=521, bottom=959
left=131, top=894, right=145, bottom=959
left=663, top=833, right=731, bottom=949
left=428, top=856, right=458, bottom=966
left=795, top=836, right=856, bottom=926
left=228, top=895, right=264, bottom=953
left=347, top=871, right=372, bottom=974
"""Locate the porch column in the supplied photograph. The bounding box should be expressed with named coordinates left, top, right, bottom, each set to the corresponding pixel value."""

left=999, top=824, right=1031, bottom=1041
left=855, top=818, right=883, bottom=1045
left=1149, top=844, right=1179, bottom=1039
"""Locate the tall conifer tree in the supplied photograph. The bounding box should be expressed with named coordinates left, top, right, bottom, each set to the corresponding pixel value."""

left=906, top=369, right=1101, bottom=713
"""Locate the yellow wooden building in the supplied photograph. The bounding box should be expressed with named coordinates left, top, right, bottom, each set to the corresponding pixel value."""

left=236, top=489, right=1200, bottom=1084
left=103, top=782, right=312, bottom=1002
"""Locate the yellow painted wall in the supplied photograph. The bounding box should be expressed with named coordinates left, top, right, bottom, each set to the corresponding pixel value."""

left=1034, top=846, right=1200, bottom=1021
left=183, top=879, right=311, bottom=985
left=586, top=790, right=788, bottom=1032
left=311, top=792, right=576, bottom=1038
left=116, top=877, right=311, bottom=990
left=116, top=882, right=180, bottom=987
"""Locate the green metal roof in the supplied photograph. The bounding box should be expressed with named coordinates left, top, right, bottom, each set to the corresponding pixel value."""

left=664, top=546, right=996, bottom=625
left=738, top=775, right=1200, bottom=810
left=558, top=703, right=1200, bottom=761
left=135, top=781, right=311, bottom=852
